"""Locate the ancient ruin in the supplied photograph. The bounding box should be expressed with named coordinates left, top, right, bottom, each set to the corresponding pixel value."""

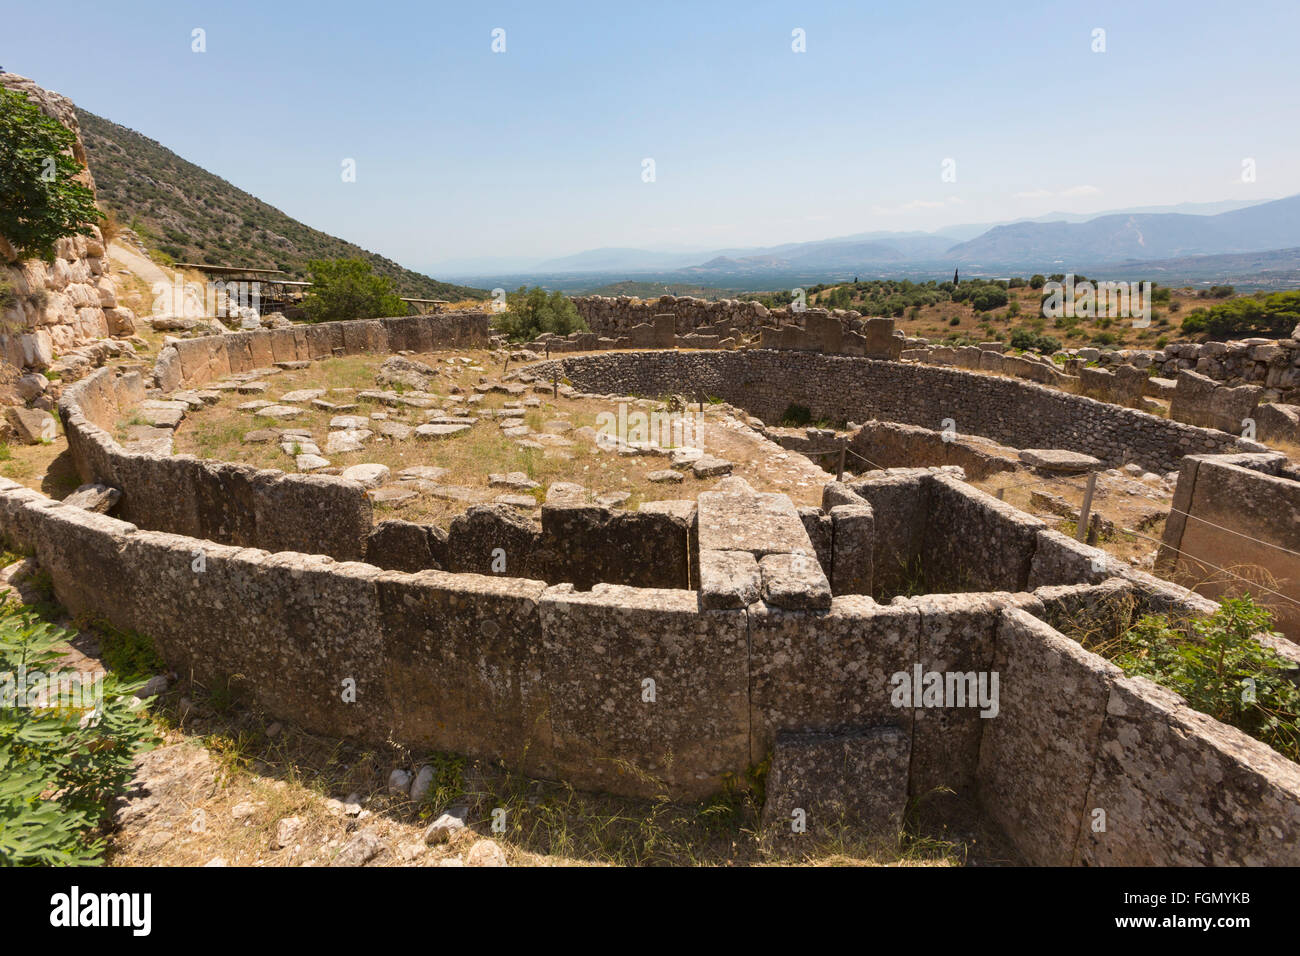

left=0, top=298, right=1292, bottom=867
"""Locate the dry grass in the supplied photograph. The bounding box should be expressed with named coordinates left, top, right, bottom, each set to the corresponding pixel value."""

left=101, top=665, right=999, bottom=867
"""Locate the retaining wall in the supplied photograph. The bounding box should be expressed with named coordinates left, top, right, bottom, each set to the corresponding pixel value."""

left=3, top=477, right=1296, bottom=862
left=536, top=350, right=1258, bottom=474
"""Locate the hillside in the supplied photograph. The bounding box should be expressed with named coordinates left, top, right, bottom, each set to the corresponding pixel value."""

left=949, top=194, right=1300, bottom=265
left=76, top=109, right=486, bottom=301
left=794, top=277, right=1240, bottom=352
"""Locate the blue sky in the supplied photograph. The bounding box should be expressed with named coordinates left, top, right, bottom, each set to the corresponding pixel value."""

left=5, top=0, right=1298, bottom=273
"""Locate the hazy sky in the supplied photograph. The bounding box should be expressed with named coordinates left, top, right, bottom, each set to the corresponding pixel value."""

left=6, top=0, right=1298, bottom=273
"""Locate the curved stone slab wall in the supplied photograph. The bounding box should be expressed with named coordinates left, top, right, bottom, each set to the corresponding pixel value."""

left=1, top=477, right=1297, bottom=863
left=535, top=350, right=1259, bottom=474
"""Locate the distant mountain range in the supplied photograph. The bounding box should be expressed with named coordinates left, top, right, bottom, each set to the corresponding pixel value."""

left=438, top=195, right=1300, bottom=292
left=949, top=194, right=1300, bottom=265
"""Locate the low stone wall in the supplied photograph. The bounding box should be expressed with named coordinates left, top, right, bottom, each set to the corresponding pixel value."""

left=58, top=313, right=490, bottom=559
left=1158, top=451, right=1300, bottom=640
left=536, top=350, right=1259, bottom=474
left=844, top=421, right=1019, bottom=482
left=3, top=476, right=1295, bottom=861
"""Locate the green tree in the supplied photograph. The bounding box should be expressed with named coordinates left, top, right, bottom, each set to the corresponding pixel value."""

left=494, top=286, right=585, bottom=342
left=301, top=258, right=408, bottom=322
left=0, top=87, right=102, bottom=262
left=969, top=284, right=1009, bottom=312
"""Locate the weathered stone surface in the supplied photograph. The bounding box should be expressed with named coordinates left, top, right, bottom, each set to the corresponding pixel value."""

left=397, top=465, right=450, bottom=482
left=324, top=430, right=372, bottom=455
left=5, top=406, right=57, bottom=443
left=330, top=414, right=369, bottom=430
left=488, top=472, right=540, bottom=491
left=423, top=806, right=468, bottom=844
left=698, top=549, right=761, bottom=610
left=646, top=469, right=683, bottom=483
left=445, top=504, right=543, bottom=578
left=415, top=423, right=471, bottom=439
left=61, top=483, right=121, bottom=514
left=692, top=456, right=733, bottom=478
left=829, top=503, right=873, bottom=596
left=748, top=599, right=919, bottom=759
left=465, top=838, right=508, bottom=867
left=340, top=463, right=390, bottom=488
left=331, top=828, right=385, bottom=867
left=364, top=518, right=447, bottom=572
left=977, top=608, right=1121, bottom=865
left=369, top=486, right=416, bottom=506
left=540, top=584, right=748, bottom=799
left=697, top=481, right=812, bottom=557
left=1256, top=402, right=1300, bottom=445
left=761, top=726, right=910, bottom=846
left=1077, top=676, right=1300, bottom=865
left=1018, top=448, right=1103, bottom=472
left=253, top=404, right=302, bottom=421
left=376, top=355, right=438, bottom=390
left=759, top=552, right=831, bottom=610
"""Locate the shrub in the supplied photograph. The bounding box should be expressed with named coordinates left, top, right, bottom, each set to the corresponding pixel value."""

left=1180, top=291, right=1300, bottom=340
left=493, top=286, right=585, bottom=342
left=1009, top=329, right=1061, bottom=353
left=302, top=258, right=408, bottom=323
left=1028, top=274, right=1046, bottom=290
left=1111, top=598, right=1299, bottom=762
left=969, top=284, right=1009, bottom=312
left=0, top=604, right=157, bottom=864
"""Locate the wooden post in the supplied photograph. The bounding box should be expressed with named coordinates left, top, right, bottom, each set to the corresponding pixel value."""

left=1076, top=471, right=1098, bottom=543
left=837, top=442, right=846, bottom=482
left=503, top=354, right=510, bottom=374
left=995, top=486, right=1005, bottom=500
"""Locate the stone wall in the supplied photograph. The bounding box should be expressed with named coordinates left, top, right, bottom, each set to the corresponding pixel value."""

left=0, top=73, right=136, bottom=372
left=2, top=475, right=1296, bottom=861
left=1158, top=451, right=1300, bottom=640
left=535, top=350, right=1259, bottom=474
left=979, top=606, right=1300, bottom=865
left=555, top=296, right=901, bottom=358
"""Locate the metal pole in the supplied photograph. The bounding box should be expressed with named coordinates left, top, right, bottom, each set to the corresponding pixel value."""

left=1076, top=471, right=1098, bottom=543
